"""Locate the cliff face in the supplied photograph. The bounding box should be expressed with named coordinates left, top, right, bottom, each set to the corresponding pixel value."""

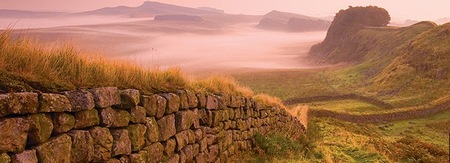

left=0, top=87, right=305, bottom=162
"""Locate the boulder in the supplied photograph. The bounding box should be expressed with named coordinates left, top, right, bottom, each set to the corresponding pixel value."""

left=175, top=130, right=190, bottom=151
left=89, top=127, right=113, bottom=162
left=89, top=87, right=121, bottom=108
left=40, top=93, right=72, bottom=112
left=0, top=93, right=38, bottom=117
left=175, top=110, right=196, bottom=132
left=99, top=107, right=130, bottom=128
left=144, top=142, right=164, bottom=162
left=11, top=149, right=37, bottom=163
left=51, top=113, right=75, bottom=134
left=35, top=134, right=72, bottom=163
left=176, top=90, right=189, bottom=110
left=206, top=95, right=218, bottom=110
left=0, top=153, right=10, bottom=163
left=0, top=118, right=29, bottom=153
left=140, top=95, right=166, bottom=118
left=27, top=114, right=53, bottom=145
left=162, top=93, right=180, bottom=114
left=127, top=124, right=146, bottom=151
left=157, top=114, right=176, bottom=141
left=120, top=89, right=140, bottom=109
left=74, top=109, right=99, bottom=129
left=68, top=130, right=94, bottom=163
left=129, top=106, right=146, bottom=124
left=111, top=129, right=131, bottom=156
left=144, top=117, right=159, bottom=144
left=185, top=90, right=199, bottom=109
left=64, top=90, right=95, bottom=111
left=163, top=138, right=176, bottom=156
left=196, top=94, right=207, bottom=108
left=129, top=152, right=147, bottom=163
left=167, top=154, right=179, bottom=163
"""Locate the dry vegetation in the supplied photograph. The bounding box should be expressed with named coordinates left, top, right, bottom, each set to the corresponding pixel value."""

left=0, top=31, right=283, bottom=109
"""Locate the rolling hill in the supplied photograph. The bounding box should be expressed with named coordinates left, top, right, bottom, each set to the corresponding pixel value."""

left=78, top=1, right=221, bottom=18
left=256, top=10, right=330, bottom=32
left=309, top=6, right=450, bottom=107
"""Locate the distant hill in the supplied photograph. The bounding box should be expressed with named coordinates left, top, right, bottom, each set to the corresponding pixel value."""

left=196, top=7, right=225, bottom=14
left=0, top=10, right=64, bottom=18
left=79, top=1, right=221, bottom=18
left=154, top=14, right=203, bottom=22
left=256, top=10, right=330, bottom=32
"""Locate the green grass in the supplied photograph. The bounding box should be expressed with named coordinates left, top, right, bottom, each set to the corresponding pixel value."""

left=306, top=99, right=385, bottom=114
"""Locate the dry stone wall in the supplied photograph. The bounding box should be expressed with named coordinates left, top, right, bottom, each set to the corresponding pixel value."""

left=0, top=87, right=305, bottom=163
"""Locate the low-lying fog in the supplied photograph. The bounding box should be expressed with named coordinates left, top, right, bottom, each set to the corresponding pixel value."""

left=2, top=16, right=326, bottom=75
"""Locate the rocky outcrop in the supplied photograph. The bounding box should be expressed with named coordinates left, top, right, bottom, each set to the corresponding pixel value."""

left=0, top=87, right=305, bottom=162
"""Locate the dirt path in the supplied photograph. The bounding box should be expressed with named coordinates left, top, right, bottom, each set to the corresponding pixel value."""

left=284, top=95, right=450, bottom=123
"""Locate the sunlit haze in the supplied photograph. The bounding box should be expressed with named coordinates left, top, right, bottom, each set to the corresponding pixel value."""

left=1, top=0, right=450, bottom=21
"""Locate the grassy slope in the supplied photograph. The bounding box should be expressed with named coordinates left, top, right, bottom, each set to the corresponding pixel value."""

left=234, top=22, right=450, bottom=162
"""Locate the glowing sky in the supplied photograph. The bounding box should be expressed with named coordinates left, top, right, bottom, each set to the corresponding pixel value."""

left=1, top=0, right=449, bottom=21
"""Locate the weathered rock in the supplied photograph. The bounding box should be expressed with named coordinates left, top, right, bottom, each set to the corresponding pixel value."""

left=0, top=153, right=10, bottom=163
left=35, top=134, right=72, bottom=163
left=179, top=151, right=187, bottom=163
left=111, top=129, right=131, bottom=156
left=119, top=155, right=130, bottom=163
left=162, top=93, right=180, bottom=114
left=89, top=127, right=113, bottom=162
left=99, top=107, right=130, bottom=128
left=199, top=138, right=207, bottom=152
left=68, top=130, right=94, bottom=163
left=144, top=117, right=159, bottom=144
left=194, top=128, right=204, bottom=142
left=120, top=89, right=140, bottom=109
left=0, top=93, right=38, bottom=117
left=11, top=149, right=37, bottom=163
left=40, top=93, right=72, bottom=112
left=129, top=152, right=147, bottom=163
left=163, top=138, right=176, bottom=156
left=74, top=109, right=99, bottom=129
left=206, top=95, right=218, bottom=110
left=207, top=145, right=219, bottom=162
left=182, top=145, right=195, bottom=161
left=144, top=142, right=164, bottom=162
left=175, top=110, right=196, bottom=132
left=64, top=90, right=95, bottom=112
left=175, top=130, right=189, bottom=151
left=167, top=154, right=179, bottom=163
left=196, top=94, right=207, bottom=108
left=105, top=158, right=120, bottom=163
left=140, top=95, right=166, bottom=118
left=176, top=90, right=189, bottom=110
left=127, top=124, right=146, bottom=151
left=129, top=106, right=146, bottom=124
left=195, top=152, right=207, bottom=163
left=185, top=90, right=199, bottom=109
left=89, top=87, right=121, bottom=108
left=0, top=118, right=29, bottom=153
left=51, top=113, right=74, bottom=134
left=27, top=114, right=53, bottom=145
left=157, top=114, right=176, bottom=141
left=192, top=109, right=200, bottom=128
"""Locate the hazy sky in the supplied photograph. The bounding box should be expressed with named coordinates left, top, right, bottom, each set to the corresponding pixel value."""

left=1, top=0, right=450, bottom=21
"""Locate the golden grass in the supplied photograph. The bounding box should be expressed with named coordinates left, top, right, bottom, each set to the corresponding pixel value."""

left=253, top=93, right=287, bottom=110
left=0, top=31, right=186, bottom=93
left=189, top=76, right=254, bottom=97
left=0, top=31, right=288, bottom=109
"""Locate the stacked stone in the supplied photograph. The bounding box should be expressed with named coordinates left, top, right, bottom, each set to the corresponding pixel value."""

left=0, top=87, right=305, bottom=163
